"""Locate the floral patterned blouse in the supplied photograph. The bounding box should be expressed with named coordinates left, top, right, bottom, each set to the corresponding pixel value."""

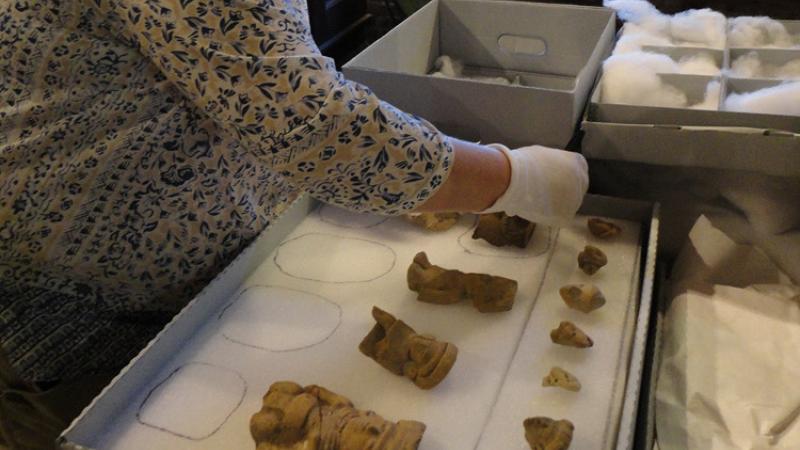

left=0, top=0, right=452, bottom=382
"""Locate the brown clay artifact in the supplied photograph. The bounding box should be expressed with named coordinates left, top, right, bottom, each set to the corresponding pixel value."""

left=542, top=367, right=581, bottom=392
left=359, top=306, right=458, bottom=389
left=559, top=284, right=606, bottom=313
left=406, top=212, right=460, bottom=231
left=588, top=218, right=621, bottom=239
left=524, top=417, right=574, bottom=450
left=251, top=381, right=426, bottom=449
left=550, top=321, right=593, bottom=348
left=578, top=245, right=607, bottom=275
left=407, top=251, right=518, bottom=312
left=472, top=212, right=536, bottom=248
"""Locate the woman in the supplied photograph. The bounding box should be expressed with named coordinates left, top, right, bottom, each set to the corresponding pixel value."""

left=0, top=0, right=587, bottom=448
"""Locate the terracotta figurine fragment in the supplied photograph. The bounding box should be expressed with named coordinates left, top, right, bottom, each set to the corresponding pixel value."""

left=405, top=212, right=461, bottom=231
left=359, top=306, right=458, bottom=389
left=587, top=218, right=621, bottom=239
left=542, top=367, right=581, bottom=392
left=407, top=251, right=518, bottom=312
left=559, top=284, right=606, bottom=313
left=578, top=245, right=607, bottom=275
left=523, top=417, right=574, bottom=450
left=550, top=321, right=593, bottom=348
left=251, top=381, right=426, bottom=450
left=472, top=212, right=536, bottom=248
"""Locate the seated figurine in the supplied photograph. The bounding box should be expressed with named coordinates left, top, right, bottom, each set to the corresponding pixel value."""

left=550, top=321, right=593, bottom=348
left=472, top=212, right=537, bottom=248
left=587, top=218, right=621, bottom=239
left=523, top=417, right=574, bottom=450
left=359, top=307, right=458, bottom=390
left=250, top=381, right=426, bottom=450
left=559, top=284, right=606, bottom=313
left=405, top=212, right=461, bottom=231
left=578, top=245, right=607, bottom=275
left=407, top=252, right=518, bottom=313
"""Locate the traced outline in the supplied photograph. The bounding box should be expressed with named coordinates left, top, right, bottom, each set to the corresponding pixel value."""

left=273, top=232, right=397, bottom=283
left=317, top=203, right=389, bottom=229
left=456, top=216, right=554, bottom=258
left=218, top=285, right=343, bottom=352
left=136, top=361, right=247, bottom=440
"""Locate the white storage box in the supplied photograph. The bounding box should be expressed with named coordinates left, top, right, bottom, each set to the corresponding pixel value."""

left=583, top=20, right=800, bottom=177
left=343, top=0, right=616, bottom=148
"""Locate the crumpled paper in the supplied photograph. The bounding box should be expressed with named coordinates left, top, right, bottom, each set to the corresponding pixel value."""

left=656, top=215, right=800, bottom=450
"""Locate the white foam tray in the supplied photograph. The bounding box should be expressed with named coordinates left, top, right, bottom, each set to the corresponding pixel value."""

left=61, top=194, right=658, bottom=450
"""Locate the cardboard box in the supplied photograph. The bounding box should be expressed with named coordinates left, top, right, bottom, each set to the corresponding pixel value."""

left=343, top=0, right=616, bottom=147
left=59, top=194, right=658, bottom=450
left=583, top=20, right=800, bottom=177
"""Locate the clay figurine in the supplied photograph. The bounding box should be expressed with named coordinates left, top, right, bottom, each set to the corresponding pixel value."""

left=542, top=367, right=581, bottom=392
left=578, top=245, right=607, bottom=275
left=588, top=218, right=621, bottom=239
left=524, top=417, right=574, bottom=450
left=472, top=212, right=536, bottom=248
left=359, top=306, right=458, bottom=389
left=407, top=251, right=518, bottom=312
left=550, top=321, right=593, bottom=348
left=251, top=381, right=426, bottom=449
left=559, top=284, right=606, bottom=313
left=405, top=212, right=461, bottom=231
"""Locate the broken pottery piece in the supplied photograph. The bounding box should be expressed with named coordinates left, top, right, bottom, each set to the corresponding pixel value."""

left=578, top=245, right=607, bottom=275
left=587, top=218, right=621, bottom=239
left=407, top=251, right=518, bottom=312
left=359, top=306, right=458, bottom=389
left=550, top=321, right=593, bottom=348
left=251, top=381, right=426, bottom=449
left=405, top=212, right=461, bottom=231
left=472, top=212, right=536, bottom=248
left=523, top=417, right=574, bottom=450
left=559, top=284, right=606, bottom=313
left=542, top=367, right=581, bottom=392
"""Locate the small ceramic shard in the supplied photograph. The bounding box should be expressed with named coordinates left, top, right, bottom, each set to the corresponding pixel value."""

left=359, top=306, right=458, bottom=389
left=559, top=284, right=606, bottom=313
left=407, top=251, right=518, bottom=312
left=588, top=218, right=621, bottom=238
left=542, top=367, right=581, bottom=392
left=405, top=212, right=461, bottom=231
left=472, top=212, right=536, bottom=248
left=251, top=381, right=426, bottom=449
left=550, top=321, right=593, bottom=348
left=578, top=245, right=607, bottom=275
left=523, top=417, right=574, bottom=450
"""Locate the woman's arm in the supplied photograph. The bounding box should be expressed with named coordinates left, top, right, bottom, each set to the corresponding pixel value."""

left=414, top=139, right=511, bottom=213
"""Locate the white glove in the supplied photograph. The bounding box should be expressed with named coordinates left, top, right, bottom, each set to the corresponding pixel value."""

left=481, top=144, right=589, bottom=227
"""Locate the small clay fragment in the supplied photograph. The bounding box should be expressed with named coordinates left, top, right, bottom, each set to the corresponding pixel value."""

left=359, top=306, right=458, bottom=389
left=542, top=367, right=581, bottom=392
left=588, top=218, right=621, bottom=239
left=472, top=212, right=536, bottom=248
left=550, top=321, right=593, bottom=348
left=559, top=284, right=606, bottom=313
left=524, top=417, right=574, bottom=450
left=406, top=212, right=460, bottom=231
left=578, top=245, right=607, bottom=275
left=251, top=381, right=426, bottom=449
left=407, top=252, right=518, bottom=313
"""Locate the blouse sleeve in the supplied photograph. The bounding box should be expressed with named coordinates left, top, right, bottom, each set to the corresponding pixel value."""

left=96, top=0, right=453, bottom=214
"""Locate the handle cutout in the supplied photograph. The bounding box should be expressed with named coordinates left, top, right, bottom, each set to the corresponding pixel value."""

left=498, top=35, right=547, bottom=56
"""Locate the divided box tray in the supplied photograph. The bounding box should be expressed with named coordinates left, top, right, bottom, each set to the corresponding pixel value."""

left=583, top=20, right=800, bottom=176
left=60, top=194, right=658, bottom=450
left=343, top=0, right=616, bottom=148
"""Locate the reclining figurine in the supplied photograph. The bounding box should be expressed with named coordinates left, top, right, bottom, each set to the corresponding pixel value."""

left=405, top=212, right=461, bottom=231
left=359, top=306, right=458, bottom=390
left=251, top=381, right=426, bottom=449
left=407, top=252, right=518, bottom=313
left=523, top=417, right=574, bottom=450
left=472, top=212, right=537, bottom=248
